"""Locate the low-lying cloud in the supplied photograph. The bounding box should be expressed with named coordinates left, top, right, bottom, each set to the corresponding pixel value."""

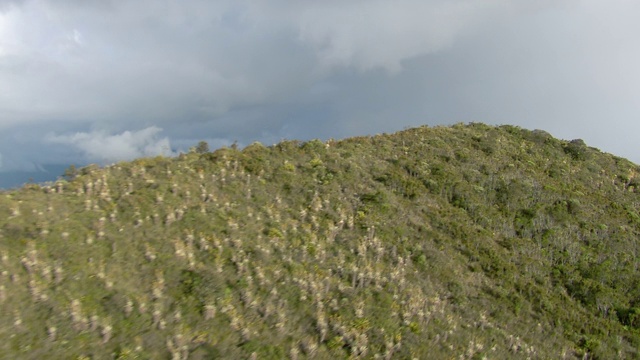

left=46, top=127, right=175, bottom=164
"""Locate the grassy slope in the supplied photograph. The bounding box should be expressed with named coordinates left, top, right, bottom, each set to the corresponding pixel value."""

left=1, top=123, right=640, bottom=359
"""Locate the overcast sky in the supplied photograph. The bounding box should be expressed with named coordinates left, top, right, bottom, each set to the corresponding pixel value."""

left=1, top=0, right=640, bottom=177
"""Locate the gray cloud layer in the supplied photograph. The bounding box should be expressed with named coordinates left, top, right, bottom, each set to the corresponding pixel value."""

left=1, top=0, right=640, bottom=173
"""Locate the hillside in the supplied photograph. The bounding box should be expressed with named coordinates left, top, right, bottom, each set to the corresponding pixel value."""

left=1, top=123, right=640, bottom=359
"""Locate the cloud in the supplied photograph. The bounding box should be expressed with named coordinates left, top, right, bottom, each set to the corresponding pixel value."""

left=0, top=1, right=514, bottom=130
left=46, top=126, right=175, bottom=164
left=0, top=0, right=23, bottom=12
left=292, top=0, right=508, bottom=72
left=2, top=0, right=640, bottom=172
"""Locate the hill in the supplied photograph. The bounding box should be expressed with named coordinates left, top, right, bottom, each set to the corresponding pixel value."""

left=1, top=123, right=640, bottom=359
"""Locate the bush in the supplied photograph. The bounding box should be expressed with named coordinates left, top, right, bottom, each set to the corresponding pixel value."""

left=564, top=139, right=589, bottom=161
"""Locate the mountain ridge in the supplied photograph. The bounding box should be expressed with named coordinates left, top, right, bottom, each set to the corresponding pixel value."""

left=1, top=122, right=639, bottom=359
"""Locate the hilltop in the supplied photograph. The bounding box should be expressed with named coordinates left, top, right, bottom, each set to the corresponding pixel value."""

left=1, top=123, right=640, bottom=359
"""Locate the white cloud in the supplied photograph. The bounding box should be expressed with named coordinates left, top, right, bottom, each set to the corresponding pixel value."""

left=46, top=126, right=175, bottom=163
left=71, top=29, right=82, bottom=45
left=0, top=6, right=17, bottom=56
left=293, top=0, right=507, bottom=72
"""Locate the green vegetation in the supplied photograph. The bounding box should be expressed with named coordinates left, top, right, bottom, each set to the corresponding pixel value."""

left=1, top=123, right=640, bottom=359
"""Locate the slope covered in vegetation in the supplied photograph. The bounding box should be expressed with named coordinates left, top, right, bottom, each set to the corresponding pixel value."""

left=1, top=123, right=640, bottom=359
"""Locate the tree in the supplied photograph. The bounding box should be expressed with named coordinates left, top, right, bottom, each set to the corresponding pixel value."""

left=63, top=164, right=79, bottom=181
left=195, top=141, right=210, bottom=154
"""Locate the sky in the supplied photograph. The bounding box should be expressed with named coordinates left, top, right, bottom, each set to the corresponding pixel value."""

left=1, top=0, right=640, bottom=186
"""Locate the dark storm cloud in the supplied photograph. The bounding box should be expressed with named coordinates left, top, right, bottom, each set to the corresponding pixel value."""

left=1, top=0, right=640, bottom=174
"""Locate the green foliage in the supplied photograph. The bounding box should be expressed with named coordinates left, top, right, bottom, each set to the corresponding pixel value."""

left=195, top=140, right=210, bottom=154
left=63, top=164, right=79, bottom=181
left=618, top=307, right=640, bottom=329
left=2, top=123, right=640, bottom=359
left=564, top=139, right=589, bottom=161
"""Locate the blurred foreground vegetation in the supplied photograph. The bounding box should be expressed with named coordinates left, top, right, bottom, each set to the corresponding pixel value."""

left=2, top=123, right=640, bottom=359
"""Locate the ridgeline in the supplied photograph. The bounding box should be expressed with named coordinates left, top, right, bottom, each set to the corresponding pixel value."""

left=1, top=123, right=640, bottom=359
